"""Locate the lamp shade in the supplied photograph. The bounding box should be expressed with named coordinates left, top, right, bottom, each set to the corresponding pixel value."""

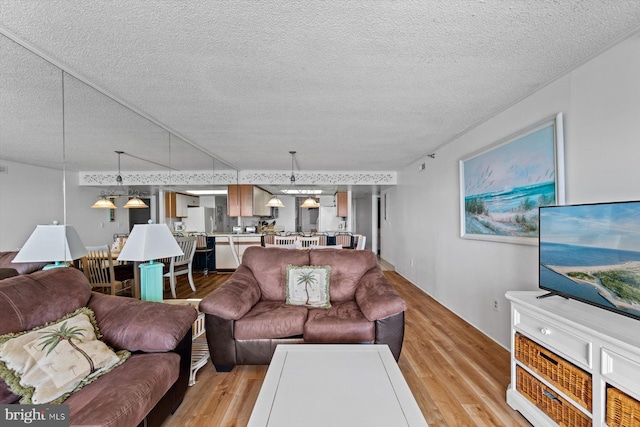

left=117, top=223, right=183, bottom=262
left=300, top=197, right=320, bottom=208
left=13, top=224, right=88, bottom=263
left=123, top=197, right=148, bottom=208
left=91, top=198, right=117, bottom=209
left=265, top=195, right=285, bottom=208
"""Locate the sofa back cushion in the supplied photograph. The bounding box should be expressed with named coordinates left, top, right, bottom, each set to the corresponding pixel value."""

left=0, top=268, right=92, bottom=335
left=242, top=246, right=310, bottom=301
left=309, top=249, right=378, bottom=302
left=0, top=251, right=48, bottom=275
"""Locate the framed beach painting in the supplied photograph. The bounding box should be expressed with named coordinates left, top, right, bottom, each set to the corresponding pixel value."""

left=459, top=113, right=565, bottom=245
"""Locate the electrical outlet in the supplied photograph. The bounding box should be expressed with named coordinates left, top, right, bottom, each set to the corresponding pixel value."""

left=493, top=299, right=500, bottom=312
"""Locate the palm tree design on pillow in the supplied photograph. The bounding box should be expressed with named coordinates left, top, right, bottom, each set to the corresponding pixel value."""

left=297, top=271, right=318, bottom=305
left=39, top=321, right=96, bottom=374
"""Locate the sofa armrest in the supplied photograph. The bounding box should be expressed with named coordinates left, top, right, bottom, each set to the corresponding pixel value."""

left=88, top=292, right=197, bottom=353
left=355, top=269, right=407, bottom=321
left=199, top=265, right=261, bottom=320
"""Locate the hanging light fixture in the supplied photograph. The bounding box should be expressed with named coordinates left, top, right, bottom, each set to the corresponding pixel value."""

left=265, top=151, right=321, bottom=208
left=91, top=151, right=148, bottom=209
left=91, top=196, right=117, bottom=209
left=123, top=194, right=147, bottom=208
left=300, top=196, right=320, bottom=208
left=265, top=194, right=285, bottom=208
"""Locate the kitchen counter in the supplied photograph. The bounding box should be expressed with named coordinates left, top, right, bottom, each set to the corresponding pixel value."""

left=214, top=234, right=263, bottom=270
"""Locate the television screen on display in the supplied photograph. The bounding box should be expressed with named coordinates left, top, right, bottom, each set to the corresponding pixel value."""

left=539, top=200, right=640, bottom=321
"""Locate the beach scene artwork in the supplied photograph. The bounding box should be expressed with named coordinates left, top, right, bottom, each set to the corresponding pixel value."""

left=540, top=202, right=640, bottom=319
left=461, top=120, right=560, bottom=242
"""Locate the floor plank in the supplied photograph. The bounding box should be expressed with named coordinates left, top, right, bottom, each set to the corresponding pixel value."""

left=161, top=269, right=529, bottom=426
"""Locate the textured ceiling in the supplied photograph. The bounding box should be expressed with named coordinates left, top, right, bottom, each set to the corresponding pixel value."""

left=1, top=1, right=640, bottom=173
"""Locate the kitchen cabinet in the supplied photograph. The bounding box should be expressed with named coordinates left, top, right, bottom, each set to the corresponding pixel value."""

left=505, top=291, right=640, bottom=427
left=336, top=192, right=348, bottom=217
left=227, top=185, right=272, bottom=217
left=166, top=192, right=199, bottom=218
left=215, top=234, right=262, bottom=269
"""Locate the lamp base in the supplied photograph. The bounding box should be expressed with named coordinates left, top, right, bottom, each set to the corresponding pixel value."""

left=139, top=261, right=164, bottom=302
left=43, top=261, right=69, bottom=270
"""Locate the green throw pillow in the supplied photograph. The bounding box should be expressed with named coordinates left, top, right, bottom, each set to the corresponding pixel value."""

left=286, top=265, right=331, bottom=308
left=0, top=307, right=130, bottom=404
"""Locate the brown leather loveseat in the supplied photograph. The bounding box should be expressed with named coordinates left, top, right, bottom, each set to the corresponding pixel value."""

left=0, top=268, right=197, bottom=427
left=200, top=246, right=407, bottom=371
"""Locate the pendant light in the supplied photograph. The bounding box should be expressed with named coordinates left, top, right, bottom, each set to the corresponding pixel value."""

left=91, top=196, right=117, bottom=209
left=300, top=196, right=320, bottom=208
left=265, top=194, right=285, bottom=208
left=91, top=151, right=148, bottom=209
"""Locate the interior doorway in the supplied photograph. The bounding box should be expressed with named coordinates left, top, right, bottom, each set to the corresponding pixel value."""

left=128, top=198, right=151, bottom=232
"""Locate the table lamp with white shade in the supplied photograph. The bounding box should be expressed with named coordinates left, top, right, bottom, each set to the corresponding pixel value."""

left=117, top=220, right=183, bottom=301
left=13, top=221, right=88, bottom=270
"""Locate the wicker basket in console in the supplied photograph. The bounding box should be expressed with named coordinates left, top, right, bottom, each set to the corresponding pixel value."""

left=516, top=366, right=591, bottom=427
left=514, top=332, right=592, bottom=411
left=607, top=386, right=640, bottom=427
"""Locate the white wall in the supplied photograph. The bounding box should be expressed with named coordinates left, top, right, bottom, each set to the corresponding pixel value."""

left=65, top=171, right=130, bottom=247
left=382, top=32, right=640, bottom=349
left=0, top=160, right=131, bottom=251
left=274, top=195, right=296, bottom=232
left=0, top=160, right=64, bottom=251
left=355, top=195, right=373, bottom=250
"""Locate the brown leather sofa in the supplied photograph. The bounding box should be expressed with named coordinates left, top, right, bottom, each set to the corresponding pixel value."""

left=0, top=251, right=48, bottom=277
left=0, top=268, right=197, bottom=427
left=200, top=246, right=407, bottom=371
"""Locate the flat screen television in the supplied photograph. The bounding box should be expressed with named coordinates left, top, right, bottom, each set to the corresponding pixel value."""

left=539, top=200, right=640, bottom=321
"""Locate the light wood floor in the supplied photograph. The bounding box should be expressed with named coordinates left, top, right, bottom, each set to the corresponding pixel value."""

left=162, top=269, right=530, bottom=427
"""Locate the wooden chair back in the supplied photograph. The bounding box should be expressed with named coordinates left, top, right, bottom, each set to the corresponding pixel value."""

left=274, top=235, right=297, bottom=246
left=82, top=245, right=130, bottom=296
left=297, top=236, right=320, bottom=248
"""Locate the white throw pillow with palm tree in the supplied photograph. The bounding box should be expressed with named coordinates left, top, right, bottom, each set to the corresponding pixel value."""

left=0, top=307, right=129, bottom=404
left=285, top=265, right=331, bottom=308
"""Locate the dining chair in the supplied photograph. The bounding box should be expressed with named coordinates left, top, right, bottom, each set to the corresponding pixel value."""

left=274, top=235, right=297, bottom=246
left=335, top=233, right=355, bottom=249
left=297, top=236, right=320, bottom=248
left=81, top=245, right=132, bottom=296
left=261, top=233, right=276, bottom=246
left=314, top=233, right=329, bottom=246
left=164, top=236, right=197, bottom=298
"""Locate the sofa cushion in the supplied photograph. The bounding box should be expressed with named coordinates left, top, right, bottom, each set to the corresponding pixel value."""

left=309, top=249, right=378, bottom=302
left=235, top=301, right=308, bottom=340
left=64, top=352, right=180, bottom=427
left=242, top=246, right=310, bottom=301
left=285, top=265, right=331, bottom=308
left=304, top=301, right=375, bottom=343
left=0, top=307, right=130, bottom=404
left=0, top=268, right=91, bottom=335
left=0, top=251, right=48, bottom=275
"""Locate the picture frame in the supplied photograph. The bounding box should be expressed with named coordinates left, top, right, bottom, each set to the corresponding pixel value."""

left=459, top=113, right=565, bottom=245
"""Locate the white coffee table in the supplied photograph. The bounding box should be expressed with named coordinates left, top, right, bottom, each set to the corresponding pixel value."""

left=248, top=344, right=429, bottom=427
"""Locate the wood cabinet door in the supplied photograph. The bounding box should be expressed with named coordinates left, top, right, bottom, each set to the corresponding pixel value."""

left=227, top=185, right=254, bottom=216
left=336, top=192, right=348, bottom=217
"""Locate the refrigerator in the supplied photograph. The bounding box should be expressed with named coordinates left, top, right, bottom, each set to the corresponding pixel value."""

left=184, top=207, right=215, bottom=233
